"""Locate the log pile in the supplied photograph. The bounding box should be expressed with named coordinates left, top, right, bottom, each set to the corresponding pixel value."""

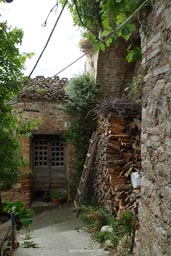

left=93, top=99, right=141, bottom=218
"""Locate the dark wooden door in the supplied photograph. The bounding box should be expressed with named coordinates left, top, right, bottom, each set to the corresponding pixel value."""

left=32, top=135, right=66, bottom=193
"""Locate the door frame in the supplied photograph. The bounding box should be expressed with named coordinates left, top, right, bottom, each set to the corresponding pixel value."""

left=31, top=133, right=67, bottom=200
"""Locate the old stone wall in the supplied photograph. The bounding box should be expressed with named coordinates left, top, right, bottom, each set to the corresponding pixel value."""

left=135, top=1, right=171, bottom=255
left=85, top=39, right=135, bottom=98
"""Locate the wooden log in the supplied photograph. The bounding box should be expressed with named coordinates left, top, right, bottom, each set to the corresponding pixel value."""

left=106, top=153, right=120, bottom=161
left=108, top=134, right=129, bottom=141
left=132, top=188, right=141, bottom=194
left=108, top=141, right=121, bottom=152
left=124, top=167, right=133, bottom=178
left=121, top=152, right=133, bottom=161
left=109, top=123, right=125, bottom=134
left=108, top=159, right=126, bottom=167
left=107, top=167, right=122, bottom=175
left=126, top=198, right=137, bottom=208
left=109, top=117, right=127, bottom=126
left=116, top=191, right=127, bottom=200
left=115, top=184, right=133, bottom=192
left=119, top=199, right=126, bottom=210
left=110, top=176, right=126, bottom=187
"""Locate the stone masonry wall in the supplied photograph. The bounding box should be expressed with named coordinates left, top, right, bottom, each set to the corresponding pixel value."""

left=135, top=1, right=171, bottom=255
left=86, top=39, right=136, bottom=98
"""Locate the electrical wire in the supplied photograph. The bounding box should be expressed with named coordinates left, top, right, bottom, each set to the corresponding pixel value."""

left=28, top=0, right=68, bottom=78
left=42, top=1, right=59, bottom=27
left=52, top=0, right=149, bottom=77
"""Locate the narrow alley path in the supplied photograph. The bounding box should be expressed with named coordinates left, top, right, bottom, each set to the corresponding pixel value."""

left=13, top=205, right=110, bottom=256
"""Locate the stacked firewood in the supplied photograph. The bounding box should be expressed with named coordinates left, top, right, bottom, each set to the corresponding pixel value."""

left=93, top=110, right=141, bottom=218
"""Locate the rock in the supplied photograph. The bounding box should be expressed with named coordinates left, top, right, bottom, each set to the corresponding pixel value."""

left=104, top=239, right=113, bottom=248
left=100, top=225, right=113, bottom=233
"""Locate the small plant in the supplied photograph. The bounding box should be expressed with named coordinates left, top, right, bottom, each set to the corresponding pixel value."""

left=22, top=240, right=38, bottom=248
left=79, top=205, right=116, bottom=233
left=51, top=189, right=67, bottom=200
left=124, top=73, right=143, bottom=102
left=2, top=200, right=35, bottom=230
left=95, top=231, right=118, bottom=248
left=79, top=205, right=138, bottom=251
left=24, top=228, right=32, bottom=240
left=118, top=210, right=138, bottom=235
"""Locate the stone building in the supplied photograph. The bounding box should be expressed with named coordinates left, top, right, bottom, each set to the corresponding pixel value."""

left=85, top=1, right=171, bottom=254
left=135, top=1, right=171, bottom=255
left=2, top=76, right=73, bottom=207
left=3, top=1, right=171, bottom=254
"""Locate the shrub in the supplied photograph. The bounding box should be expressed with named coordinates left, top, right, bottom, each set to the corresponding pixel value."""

left=64, top=73, right=100, bottom=195
left=79, top=205, right=138, bottom=250
left=2, top=200, right=35, bottom=230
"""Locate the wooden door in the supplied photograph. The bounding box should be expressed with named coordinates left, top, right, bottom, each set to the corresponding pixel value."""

left=32, top=135, right=66, bottom=193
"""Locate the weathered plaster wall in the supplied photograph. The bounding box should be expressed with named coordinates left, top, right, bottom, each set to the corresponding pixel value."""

left=135, top=1, right=171, bottom=255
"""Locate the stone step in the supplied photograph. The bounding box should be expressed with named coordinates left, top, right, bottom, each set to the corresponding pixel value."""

left=29, top=219, right=82, bottom=237
left=13, top=248, right=109, bottom=256
left=18, top=230, right=100, bottom=250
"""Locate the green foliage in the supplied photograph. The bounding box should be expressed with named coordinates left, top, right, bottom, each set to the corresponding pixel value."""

left=0, top=21, right=34, bottom=192
left=79, top=205, right=138, bottom=249
left=95, top=231, right=118, bottom=248
left=79, top=205, right=116, bottom=233
left=62, top=0, right=149, bottom=52
left=51, top=189, right=67, bottom=199
left=124, top=73, right=143, bottom=102
left=22, top=240, right=38, bottom=248
left=126, top=45, right=142, bottom=63
left=64, top=73, right=99, bottom=194
left=119, top=210, right=136, bottom=234
left=65, top=73, right=99, bottom=115
left=2, top=200, right=35, bottom=229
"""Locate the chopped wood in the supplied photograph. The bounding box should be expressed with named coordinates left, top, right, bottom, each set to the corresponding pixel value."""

left=108, top=141, right=121, bottom=152
left=108, top=134, right=129, bottom=140
left=107, top=167, right=122, bottom=175
left=115, top=184, right=133, bottom=192
left=91, top=102, right=141, bottom=215
left=109, top=117, right=127, bottom=126
left=124, top=167, right=134, bottom=178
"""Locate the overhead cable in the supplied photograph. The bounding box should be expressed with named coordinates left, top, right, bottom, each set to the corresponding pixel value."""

left=52, top=0, right=149, bottom=77
left=42, top=1, right=59, bottom=27
left=28, top=0, right=68, bottom=78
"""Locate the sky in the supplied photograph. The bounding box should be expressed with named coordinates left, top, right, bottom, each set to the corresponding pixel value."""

left=0, top=0, right=86, bottom=79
